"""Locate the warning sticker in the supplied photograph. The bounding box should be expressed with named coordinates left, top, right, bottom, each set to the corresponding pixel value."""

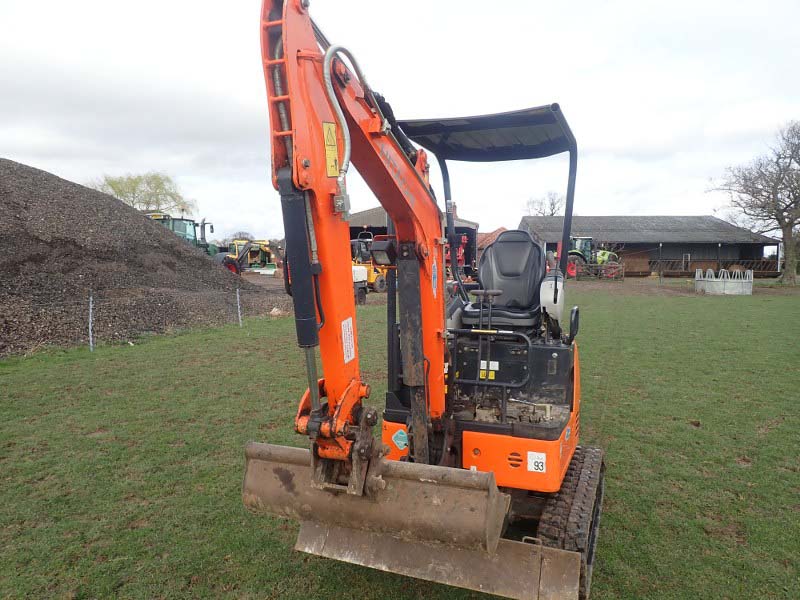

left=527, top=451, right=547, bottom=473
left=341, top=317, right=355, bottom=364
left=391, top=429, right=408, bottom=450
left=323, top=122, right=339, bottom=177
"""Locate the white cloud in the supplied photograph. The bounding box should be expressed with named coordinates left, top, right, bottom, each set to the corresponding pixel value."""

left=1, top=0, right=798, bottom=239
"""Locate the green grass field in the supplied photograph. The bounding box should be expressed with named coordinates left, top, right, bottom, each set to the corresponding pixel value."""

left=2, top=282, right=798, bottom=599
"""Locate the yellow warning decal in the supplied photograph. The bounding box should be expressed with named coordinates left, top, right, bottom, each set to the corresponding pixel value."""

left=323, top=122, right=339, bottom=177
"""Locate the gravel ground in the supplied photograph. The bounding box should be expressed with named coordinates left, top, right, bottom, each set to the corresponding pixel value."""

left=0, top=159, right=289, bottom=355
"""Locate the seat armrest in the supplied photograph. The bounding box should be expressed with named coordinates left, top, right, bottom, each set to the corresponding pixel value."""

left=472, top=289, right=503, bottom=298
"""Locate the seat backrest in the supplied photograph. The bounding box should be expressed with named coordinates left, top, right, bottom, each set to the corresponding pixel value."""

left=478, top=230, right=544, bottom=309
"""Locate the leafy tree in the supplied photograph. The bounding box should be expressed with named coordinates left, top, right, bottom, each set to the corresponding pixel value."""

left=718, top=122, right=800, bottom=284
left=90, top=172, right=197, bottom=215
left=525, top=192, right=564, bottom=217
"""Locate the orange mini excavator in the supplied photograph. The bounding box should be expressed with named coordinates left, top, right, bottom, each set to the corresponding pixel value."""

left=243, top=2, right=605, bottom=598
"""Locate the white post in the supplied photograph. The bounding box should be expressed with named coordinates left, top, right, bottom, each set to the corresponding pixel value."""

left=236, top=288, right=243, bottom=327
left=88, top=292, right=94, bottom=352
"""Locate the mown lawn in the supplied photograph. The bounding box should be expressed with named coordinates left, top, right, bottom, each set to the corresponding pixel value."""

left=1, top=283, right=798, bottom=599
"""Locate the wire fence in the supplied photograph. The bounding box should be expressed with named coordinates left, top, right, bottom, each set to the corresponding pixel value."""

left=1, top=287, right=294, bottom=357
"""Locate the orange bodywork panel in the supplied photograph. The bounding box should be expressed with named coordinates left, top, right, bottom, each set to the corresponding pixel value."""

left=462, top=345, right=582, bottom=493
left=381, top=421, right=410, bottom=461
left=462, top=425, right=577, bottom=493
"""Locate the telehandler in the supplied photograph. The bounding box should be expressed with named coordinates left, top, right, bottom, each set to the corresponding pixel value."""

left=243, top=2, right=605, bottom=598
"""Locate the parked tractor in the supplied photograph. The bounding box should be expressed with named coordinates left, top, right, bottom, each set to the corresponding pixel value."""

left=565, top=236, right=623, bottom=279
left=145, top=212, right=241, bottom=274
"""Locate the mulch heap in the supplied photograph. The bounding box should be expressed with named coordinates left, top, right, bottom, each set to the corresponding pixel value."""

left=0, top=158, right=288, bottom=356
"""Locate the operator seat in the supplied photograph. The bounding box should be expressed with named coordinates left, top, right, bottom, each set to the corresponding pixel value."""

left=462, top=230, right=545, bottom=328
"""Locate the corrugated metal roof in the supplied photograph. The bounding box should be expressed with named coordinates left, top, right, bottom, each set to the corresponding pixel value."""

left=349, top=206, right=478, bottom=230
left=518, top=216, right=777, bottom=244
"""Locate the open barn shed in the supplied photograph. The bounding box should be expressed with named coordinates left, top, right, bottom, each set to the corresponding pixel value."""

left=349, top=206, right=479, bottom=275
left=519, top=215, right=780, bottom=277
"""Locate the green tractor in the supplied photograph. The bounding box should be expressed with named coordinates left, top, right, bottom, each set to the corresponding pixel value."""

left=566, top=236, right=622, bottom=279
left=145, top=212, right=240, bottom=274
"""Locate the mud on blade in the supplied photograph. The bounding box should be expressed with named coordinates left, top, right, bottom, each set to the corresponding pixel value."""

left=242, top=442, right=507, bottom=551
left=243, top=442, right=581, bottom=599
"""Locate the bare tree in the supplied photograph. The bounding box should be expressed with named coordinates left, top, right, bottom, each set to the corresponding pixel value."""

left=89, top=172, right=197, bottom=215
left=269, top=238, right=285, bottom=261
left=525, top=192, right=564, bottom=217
left=717, top=121, right=800, bottom=284
left=216, top=231, right=256, bottom=246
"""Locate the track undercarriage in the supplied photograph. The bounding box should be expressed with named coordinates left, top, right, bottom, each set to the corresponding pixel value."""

left=506, top=446, right=606, bottom=600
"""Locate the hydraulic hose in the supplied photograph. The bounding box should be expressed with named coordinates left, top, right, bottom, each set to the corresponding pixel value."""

left=437, top=156, right=469, bottom=302
left=322, top=44, right=388, bottom=208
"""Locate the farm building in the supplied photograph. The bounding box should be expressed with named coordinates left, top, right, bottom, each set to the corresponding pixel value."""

left=349, top=206, right=479, bottom=274
left=519, top=215, right=780, bottom=276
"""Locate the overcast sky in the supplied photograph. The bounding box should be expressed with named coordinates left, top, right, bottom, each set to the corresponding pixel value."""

left=2, top=0, right=798, bottom=240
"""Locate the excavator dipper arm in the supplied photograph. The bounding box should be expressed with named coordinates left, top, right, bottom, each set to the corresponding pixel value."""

left=260, top=0, right=444, bottom=485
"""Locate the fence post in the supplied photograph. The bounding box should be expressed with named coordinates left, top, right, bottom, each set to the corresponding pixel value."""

left=88, top=291, right=94, bottom=352
left=236, top=288, right=243, bottom=328
left=658, top=243, right=663, bottom=285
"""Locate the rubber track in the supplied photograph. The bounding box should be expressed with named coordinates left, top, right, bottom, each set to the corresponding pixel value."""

left=536, top=446, right=605, bottom=600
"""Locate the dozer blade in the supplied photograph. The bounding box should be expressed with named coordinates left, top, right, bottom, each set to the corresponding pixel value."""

left=243, top=442, right=582, bottom=599
left=297, top=522, right=580, bottom=600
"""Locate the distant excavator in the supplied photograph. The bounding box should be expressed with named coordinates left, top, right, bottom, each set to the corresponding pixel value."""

left=242, top=2, right=605, bottom=599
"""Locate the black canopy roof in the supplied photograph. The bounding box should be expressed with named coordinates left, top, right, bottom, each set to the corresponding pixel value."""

left=397, top=104, right=575, bottom=162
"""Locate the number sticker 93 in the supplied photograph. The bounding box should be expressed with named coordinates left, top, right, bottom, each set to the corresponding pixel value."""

left=527, top=451, right=547, bottom=473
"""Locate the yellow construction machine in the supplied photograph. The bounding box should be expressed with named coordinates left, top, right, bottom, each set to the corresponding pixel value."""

left=221, top=239, right=278, bottom=275
left=351, top=232, right=389, bottom=292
